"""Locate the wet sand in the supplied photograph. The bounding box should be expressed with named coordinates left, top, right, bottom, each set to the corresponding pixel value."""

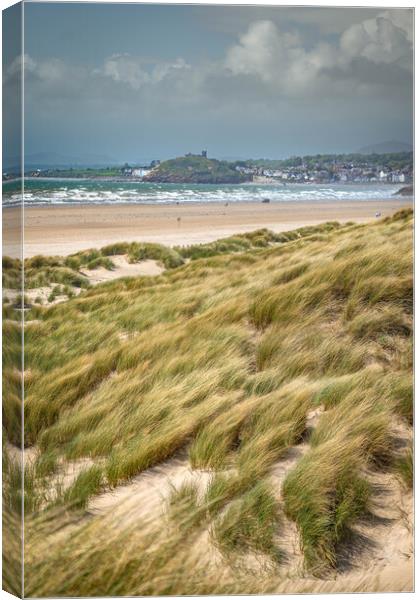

left=3, top=199, right=412, bottom=257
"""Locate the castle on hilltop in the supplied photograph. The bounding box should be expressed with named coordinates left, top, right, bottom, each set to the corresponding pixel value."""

left=185, top=150, right=207, bottom=158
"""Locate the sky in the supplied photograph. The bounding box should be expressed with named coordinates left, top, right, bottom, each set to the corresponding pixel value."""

left=3, top=2, right=414, bottom=164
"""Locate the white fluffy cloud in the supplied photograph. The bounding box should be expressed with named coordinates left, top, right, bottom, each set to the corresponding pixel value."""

left=100, top=54, right=190, bottom=89
left=102, top=54, right=150, bottom=89
left=19, top=51, right=191, bottom=98
left=224, top=10, right=412, bottom=96
left=3, top=53, right=37, bottom=83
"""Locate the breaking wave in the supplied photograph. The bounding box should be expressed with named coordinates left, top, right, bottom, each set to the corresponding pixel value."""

left=2, top=180, right=404, bottom=207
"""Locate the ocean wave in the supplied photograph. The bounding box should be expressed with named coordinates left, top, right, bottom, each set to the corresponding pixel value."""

left=2, top=182, right=405, bottom=207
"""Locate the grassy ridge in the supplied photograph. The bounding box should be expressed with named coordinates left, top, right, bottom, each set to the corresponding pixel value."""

left=2, top=209, right=413, bottom=595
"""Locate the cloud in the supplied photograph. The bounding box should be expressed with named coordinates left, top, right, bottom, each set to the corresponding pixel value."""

left=102, top=54, right=151, bottom=89
left=340, top=11, right=413, bottom=69
left=224, top=11, right=413, bottom=97
left=99, top=54, right=191, bottom=89
left=3, top=53, right=37, bottom=84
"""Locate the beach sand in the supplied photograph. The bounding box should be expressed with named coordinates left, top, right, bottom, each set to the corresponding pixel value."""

left=3, top=199, right=412, bottom=257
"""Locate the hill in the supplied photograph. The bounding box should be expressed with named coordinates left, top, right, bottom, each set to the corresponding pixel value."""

left=237, top=151, right=413, bottom=171
left=358, top=141, right=413, bottom=155
left=3, top=210, right=413, bottom=596
left=144, top=155, right=251, bottom=183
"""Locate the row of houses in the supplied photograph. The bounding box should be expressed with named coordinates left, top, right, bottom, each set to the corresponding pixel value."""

left=236, top=164, right=412, bottom=184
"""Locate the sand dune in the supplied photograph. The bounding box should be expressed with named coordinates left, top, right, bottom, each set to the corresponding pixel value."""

left=80, top=256, right=164, bottom=284
left=86, top=405, right=413, bottom=592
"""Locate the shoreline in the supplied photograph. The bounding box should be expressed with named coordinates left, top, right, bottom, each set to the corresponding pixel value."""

left=3, top=198, right=413, bottom=258
left=4, top=177, right=411, bottom=188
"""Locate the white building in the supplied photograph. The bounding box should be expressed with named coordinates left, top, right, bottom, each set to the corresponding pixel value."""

left=132, top=168, right=152, bottom=177
left=391, top=173, right=405, bottom=183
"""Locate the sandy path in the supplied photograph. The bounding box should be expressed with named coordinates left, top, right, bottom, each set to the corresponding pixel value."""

left=3, top=199, right=412, bottom=257
left=88, top=452, right=213, bottom=528
left=80, top=256, right=164, bottom=284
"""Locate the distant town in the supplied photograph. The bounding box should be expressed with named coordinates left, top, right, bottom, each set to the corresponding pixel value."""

left=3, top=150, right=413, bottom=185
left=234, top=152, right=413, bottom=184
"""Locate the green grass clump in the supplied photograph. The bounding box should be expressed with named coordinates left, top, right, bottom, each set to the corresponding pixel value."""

left=86, top=257, right=115, bottom=270
left=271, top=261, right=310, bottom=285
left=204, top=472, right=249, bottom=516
left=100, top=242, right=131, bottom=256
left=283, top=437, right=371, bottom=574
left=212, top=482, right=281, bottom=560
left=2, top=449, right=46, bottom=515
left=190, top=381, right=314, bottom=476
left=395, top=448, right=413, bottom=488
left=189, top=396, right=258, bottom=469
left=376, top=372, right=413, bottom=424
left=3, top=256, right=20, bottom=270
left=282, top=365, right=401, bottom=574
left=2, top=372, right=22, bottom=445
left=313, top=366, right=382, bottom=409
left=63, top=466, right=103, bottom=509
left=313, top=375, right=356, bottom=409
left=348, top=306, right=411, bottom=340
left=63, top=255, right=82, bottom=270
left=34, top=451, right=59, bottom=478
left=127, top=242, right=184, bottom=269
left=26, top=255, right=61, bottom=269
left=167, top=482, right=206, bottom=532
left=310, top=394, right=393, bottom=466
left=243, top=369, right=283, bottom=396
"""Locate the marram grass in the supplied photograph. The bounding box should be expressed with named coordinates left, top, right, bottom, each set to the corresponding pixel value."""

left=2, top=208, right=413, bottom=595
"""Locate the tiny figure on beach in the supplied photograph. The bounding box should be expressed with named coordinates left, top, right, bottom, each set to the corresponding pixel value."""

left=375, top=211, right=381, bottom=218
left=262, top=198, right=270, bottom=203
left=177, top=216, right=181, bottom=227
left=225, top=202, right=228, bottom=207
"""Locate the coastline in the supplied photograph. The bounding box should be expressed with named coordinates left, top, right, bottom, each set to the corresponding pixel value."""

left=3, top=198, right=413, bottom=257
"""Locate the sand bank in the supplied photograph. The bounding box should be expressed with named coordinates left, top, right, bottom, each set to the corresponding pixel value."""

left=3, top=199, right=412, bottom=257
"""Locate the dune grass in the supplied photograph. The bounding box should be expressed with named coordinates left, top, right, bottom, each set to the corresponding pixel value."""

left=2, top=208, right=413, bottom=595
left=2, top=221, right=343, bottom=293
left=283, top=436, right=371, bottom=574
left=211, top=481, right=281, bottom=560
left=63, top=466, right=103, bottom=509
left=281, top=378, right=394, bottom=573
left=395, top=448, right=413, bottom=488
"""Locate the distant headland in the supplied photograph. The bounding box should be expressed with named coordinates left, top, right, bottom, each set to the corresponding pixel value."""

left=143, top=153, right=251, bottom=184
left=4, top=150, right=413, bottom=186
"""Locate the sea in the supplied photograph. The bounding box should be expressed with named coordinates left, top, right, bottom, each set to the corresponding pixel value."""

left=2, top=179, right=405, bottom=208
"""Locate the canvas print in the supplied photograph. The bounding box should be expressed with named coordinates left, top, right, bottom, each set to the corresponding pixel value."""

left=2, top=1, right=414, bottom=597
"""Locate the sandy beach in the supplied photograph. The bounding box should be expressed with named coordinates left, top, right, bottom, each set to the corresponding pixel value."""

left=3, top=199, right=412, bottom=257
